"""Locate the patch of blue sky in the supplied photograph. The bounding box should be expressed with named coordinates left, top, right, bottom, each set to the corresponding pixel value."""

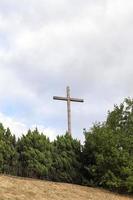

left=0, top=99, right=33, bottom=120
left=0, top=33, right=10, bottom=51
left=0, top=98, right=62, bottom=128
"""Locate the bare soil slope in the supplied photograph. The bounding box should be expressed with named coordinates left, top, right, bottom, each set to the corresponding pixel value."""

left=0, top=175, right=132, bottom=200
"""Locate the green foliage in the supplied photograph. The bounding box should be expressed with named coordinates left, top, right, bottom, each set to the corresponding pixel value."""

left=0, top=124, right=17, bottom=175
left=16, top=130, right=82, bottom=183
left=83, top=98, right=133, bottom=193
left=50, top=134, right=82, bottom=183
left=17, top=128, right=52, bottom=179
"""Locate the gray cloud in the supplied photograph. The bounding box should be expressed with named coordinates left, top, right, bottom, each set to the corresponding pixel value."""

left=0, top=0, right=133, bottom=141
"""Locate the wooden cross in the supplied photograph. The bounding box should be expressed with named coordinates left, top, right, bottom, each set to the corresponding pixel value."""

left=53, top=86, right=84, bottom=135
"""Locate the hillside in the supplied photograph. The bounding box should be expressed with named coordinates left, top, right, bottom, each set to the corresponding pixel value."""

left=0, top=175, right=132, bottom=200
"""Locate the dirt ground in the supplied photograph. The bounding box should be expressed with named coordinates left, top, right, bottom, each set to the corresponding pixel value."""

left=0, top=175, right=132, bottom=200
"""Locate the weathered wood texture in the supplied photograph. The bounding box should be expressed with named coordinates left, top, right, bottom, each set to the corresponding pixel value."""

left=53, top=86, right=84, bottom=135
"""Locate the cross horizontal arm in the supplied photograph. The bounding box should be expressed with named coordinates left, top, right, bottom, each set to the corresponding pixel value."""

left=70, top=98, right=84, bottom=102
left=53, top=96, right=68, bottom=101
left=53, top=96, right=84, bottom=102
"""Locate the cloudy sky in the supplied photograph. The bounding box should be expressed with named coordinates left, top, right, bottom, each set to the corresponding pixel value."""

left=0, top=0, right=133, bottom=141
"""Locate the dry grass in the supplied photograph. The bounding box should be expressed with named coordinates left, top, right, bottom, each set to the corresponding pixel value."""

left=0, top=175, right=132, bottom=200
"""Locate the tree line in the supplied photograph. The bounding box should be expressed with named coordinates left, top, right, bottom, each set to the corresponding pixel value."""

left=0, top=98, right=133, bottom=194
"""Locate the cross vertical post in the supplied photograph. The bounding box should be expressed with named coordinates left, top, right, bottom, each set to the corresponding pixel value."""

left=53, top=86, right=84, bottom=135
left=67, top=86, right=71, bottom=135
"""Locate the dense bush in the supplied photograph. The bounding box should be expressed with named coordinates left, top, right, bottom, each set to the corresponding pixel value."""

left=16, top=130, right=82, bottom=183
left=0, top=98, right=133, bottom=194
left=82, top=98, right=133, bottom=193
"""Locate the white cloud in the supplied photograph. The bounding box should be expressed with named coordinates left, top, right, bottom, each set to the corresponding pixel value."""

left=0, top=112, right=27, bottom=137
left=30, top=124, right=60, bottom=141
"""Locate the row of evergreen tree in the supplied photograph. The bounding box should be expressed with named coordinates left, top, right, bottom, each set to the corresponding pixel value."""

left=0, top=98, right=133, bottom=194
